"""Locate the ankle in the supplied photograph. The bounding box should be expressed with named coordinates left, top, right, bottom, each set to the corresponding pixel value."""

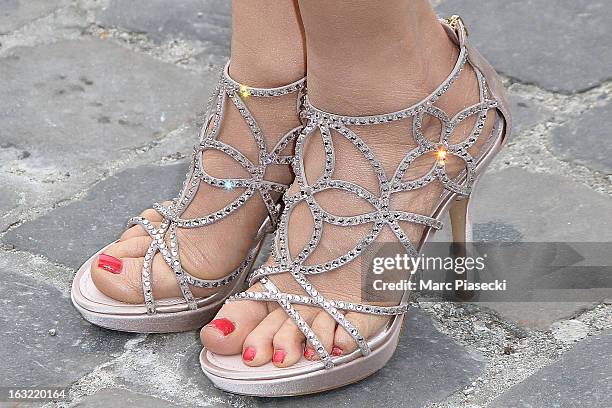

left=229, top=51, right=305, bottom=88
left=305, top=15, right=458, bottom=115
left=229, top=0, right=306, bottom=87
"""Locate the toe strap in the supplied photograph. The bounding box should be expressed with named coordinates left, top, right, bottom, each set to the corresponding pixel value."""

left=128, top=215, right=253, bottom=314
left=227, top=269, right=409, bottom=368
left=261, top=279, right=334, bottom=369
left=128, top=217, right=197, bottom=314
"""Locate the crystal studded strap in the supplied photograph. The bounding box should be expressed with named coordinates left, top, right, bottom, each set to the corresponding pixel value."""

left=228, top=22, right=504, bottom=368
left=128, top=64, right=306, bottom=315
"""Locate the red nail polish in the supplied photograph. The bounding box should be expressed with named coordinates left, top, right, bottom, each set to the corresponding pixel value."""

left=332, top=346, right=343, bottom=356
left=303, top=347, right=315, bottom=359
left=98, top=254, right=122, bottom=274
left=208, top=318, right=235, bottom=336
left=243, top=347, right=256, bottom=362
left=272, top=350, right=285, bottom=364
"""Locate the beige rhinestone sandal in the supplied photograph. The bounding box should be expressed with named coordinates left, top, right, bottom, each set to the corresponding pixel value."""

left=71, top=64, right=306, bottom=333
left=200, top=16, right=512, bottom=395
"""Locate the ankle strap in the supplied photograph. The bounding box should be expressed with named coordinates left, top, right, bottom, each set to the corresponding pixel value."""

left=222, top=61, right=306, bottom=98
left=441, top=15, right=469, bottom=45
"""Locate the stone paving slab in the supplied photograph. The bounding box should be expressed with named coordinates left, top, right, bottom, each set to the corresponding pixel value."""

left=436, top=0, right=612, bottom=92
left=0, top=184, right=19, bottom=217
left=473, top=167, right=612, bottom=242
left=507, top=92, right=554, bottom=135
left=0, top=39, right=210, bottom=180
left=97, top=0, right=231, bottom=65
left=2, top=162, right=187, bottom=268
left=0, top=128, right=197, bottom=234
left=75, top=388, right=181, bottom=408
left=466, top=168, right=612, bottom=328
left=0, top=0, right=67, bottom=34
left=552, top=102, right=612, bottom=174
left=105, top=332, right=237, bottom=407
left=0, top=267, right=133, bottom=388
left=491, top=329, right=612, bottom=407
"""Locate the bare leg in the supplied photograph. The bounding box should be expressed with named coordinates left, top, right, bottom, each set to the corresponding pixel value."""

left=230, top=0, right=305, bottom=86
left=302, top=0, right=457, bottom=114
left=91, top=1, right=305, bottom=307
left=203, top=0, right=497, bottom=368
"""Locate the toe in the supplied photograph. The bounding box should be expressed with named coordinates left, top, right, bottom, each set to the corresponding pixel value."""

left=333, top=313, right=389, bottom=356
left=105, top=236, right=153, bottom=259
left=120, top=221, right=161, bottom=241
left=91, top=256, right=146, bottom=303
left=304, top=311, right=336, bottom=360
left=91, top=252, right=188, bottom=303
left=241, top=308, right=287, bottom=366
left=140, top=207, right=164, bottom=222
left=272, top=309, right=317, bottom=367
left=119, top=202, right=170, bottom=241
left=200, top=285, right=269, bottom=355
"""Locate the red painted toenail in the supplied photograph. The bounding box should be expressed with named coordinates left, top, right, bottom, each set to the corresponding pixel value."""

left=208, top=318, right=235, bottom=336
left=332, top=346, right=343, bottom=356
left=303, top=347, right=315, bottom=359
left=242, top=347, right=256, bottom=362
left=98, top=254, right=122, bottom=274
left=272, top=350, right=285, bottom=364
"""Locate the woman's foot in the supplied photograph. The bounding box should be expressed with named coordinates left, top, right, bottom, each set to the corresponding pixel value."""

left=92, top=81, right=301, bottom=303
left=201, top=8, right=497, bottom=366
left=91, top=0, right=306, bottom=305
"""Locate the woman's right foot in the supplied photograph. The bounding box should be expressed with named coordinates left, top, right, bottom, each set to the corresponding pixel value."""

left=91, top=67, right=305, bottom=305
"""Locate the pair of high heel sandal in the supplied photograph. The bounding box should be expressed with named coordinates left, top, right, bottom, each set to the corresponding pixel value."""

left=72, top=16, right=511, bottom=396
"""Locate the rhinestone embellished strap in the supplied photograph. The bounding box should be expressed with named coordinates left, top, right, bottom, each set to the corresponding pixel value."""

left=128, top=64, right=305, bottom=314
left=227, top=22, right=502, bottom=367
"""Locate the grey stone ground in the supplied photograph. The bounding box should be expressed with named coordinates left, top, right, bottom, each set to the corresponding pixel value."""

left=0, top=0, right=610, bottom=407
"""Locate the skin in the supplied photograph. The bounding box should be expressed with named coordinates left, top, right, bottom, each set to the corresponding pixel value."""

left=93, top=0, right=497, bottom=368
left=201, top=0, right=496, bottom=367
left=91, top=0, right=305, bottom=308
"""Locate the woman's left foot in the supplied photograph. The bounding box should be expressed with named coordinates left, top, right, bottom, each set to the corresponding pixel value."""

left=201, top=19, right=499, bottom=366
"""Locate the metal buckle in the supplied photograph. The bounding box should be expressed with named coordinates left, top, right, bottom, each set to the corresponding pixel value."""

left=444, top=14, right=469, bottom=37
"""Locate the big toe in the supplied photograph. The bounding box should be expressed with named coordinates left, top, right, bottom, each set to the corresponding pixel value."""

left=91, top=242, right=183, bottom=303
left=200, top=285, right=269, bottom=355
left=90, top=236, right=153, bottom=303
left=91, top=255, right=145, bottom=303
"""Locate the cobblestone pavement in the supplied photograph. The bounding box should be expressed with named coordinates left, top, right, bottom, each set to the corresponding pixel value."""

left=1, top=1, right=611, bottom=407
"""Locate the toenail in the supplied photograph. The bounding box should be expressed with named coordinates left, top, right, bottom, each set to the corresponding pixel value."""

left=303, top=347, right=315, bottom=359
left=332, top=346, right=343, bottom=356
left=272, top=349, right=285, bottom=364
left=98, top=254, right=122, bottom=274
left=207, top=318, right=235, bottom=336
left=242, top=347, right=256, bottom=362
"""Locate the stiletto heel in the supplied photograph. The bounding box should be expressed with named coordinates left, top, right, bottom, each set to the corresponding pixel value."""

left=449, top=193, right=478, bottom=300
left=200, top=15, right=511, bottom=396
left=450, top=195, right=472, bottom=245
